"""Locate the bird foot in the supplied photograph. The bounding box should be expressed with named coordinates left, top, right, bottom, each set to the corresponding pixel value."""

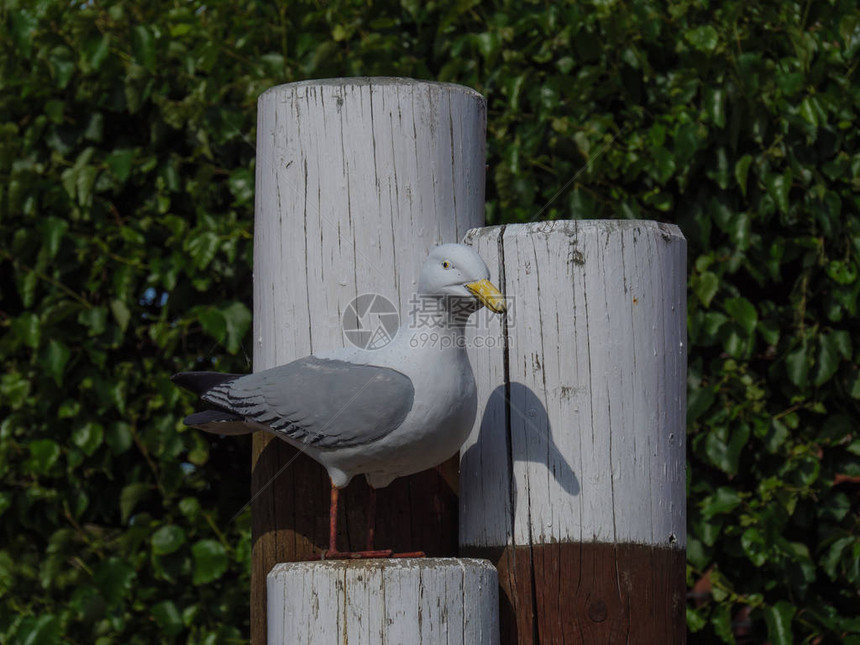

left=308, top=549, right=427, bottom=561
left=310, top=549, right=394, bottom=561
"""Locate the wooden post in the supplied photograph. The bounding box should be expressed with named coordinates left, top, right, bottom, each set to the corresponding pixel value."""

left=461, top=221, right=687, bottom=643
left=267, top=559, right=499, bottom=644
left=252, top=78, right=486, bottom=644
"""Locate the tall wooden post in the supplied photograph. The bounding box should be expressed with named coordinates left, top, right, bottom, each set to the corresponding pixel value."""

left=461, top=221, right=687, bottom=643
left=252, top=78, right=486, bottom=644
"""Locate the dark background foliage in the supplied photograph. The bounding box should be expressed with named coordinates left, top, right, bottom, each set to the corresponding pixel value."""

left=1, top=0, right=858, bottom=643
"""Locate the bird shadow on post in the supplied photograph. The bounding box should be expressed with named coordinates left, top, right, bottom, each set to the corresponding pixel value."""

left=461, top=382, right=579, bottom=643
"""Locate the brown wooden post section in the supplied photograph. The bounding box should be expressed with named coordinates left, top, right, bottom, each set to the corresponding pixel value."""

left=251, top=78, right=486, bottom=644
left=461, top=221, right=688, bottom=643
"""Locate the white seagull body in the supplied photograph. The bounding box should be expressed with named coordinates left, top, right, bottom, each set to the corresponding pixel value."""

left=173, top=243, right=506, bottom=491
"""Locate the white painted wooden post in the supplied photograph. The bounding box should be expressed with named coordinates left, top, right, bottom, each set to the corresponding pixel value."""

left=253, top=78, right=488, bottom=644
left=461, top=221, right=687, bottom=643
left=268, top=559, right=499, bottom=644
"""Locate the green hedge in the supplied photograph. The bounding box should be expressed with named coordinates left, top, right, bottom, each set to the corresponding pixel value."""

left=1, top=1, right=858, bottom=643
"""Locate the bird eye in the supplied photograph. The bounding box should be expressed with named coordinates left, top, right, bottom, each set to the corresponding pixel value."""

left=442, top=261, right=452, bottom=269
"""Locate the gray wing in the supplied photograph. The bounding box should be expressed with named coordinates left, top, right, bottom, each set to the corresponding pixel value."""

left=201, top=356, right=414, bottom=449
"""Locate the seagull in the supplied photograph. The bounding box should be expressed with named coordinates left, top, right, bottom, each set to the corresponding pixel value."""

left=172, top=243, right=506, bottom=558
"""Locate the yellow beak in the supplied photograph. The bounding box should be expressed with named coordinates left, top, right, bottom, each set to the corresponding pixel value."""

left=465, top=279, right=507, bottom=314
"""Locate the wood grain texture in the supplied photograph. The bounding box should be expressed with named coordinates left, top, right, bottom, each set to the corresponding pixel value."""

left=460, top=221, right=687, bottom=643
left=267, top=559, right=499, bottom=644
left=460, top=543, right=686, bottom=644
left=253, top=78, right=486, bottom=645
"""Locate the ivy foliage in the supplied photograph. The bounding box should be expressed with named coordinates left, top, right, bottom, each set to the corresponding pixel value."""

left=1, top=0, right=858, bottom=643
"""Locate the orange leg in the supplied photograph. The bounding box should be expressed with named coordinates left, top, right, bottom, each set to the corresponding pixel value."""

left=309, top=481, right=394, bottom=560
left=329, top=484, right=339, bottom=554
left=366, top=486, right=376, bottom=551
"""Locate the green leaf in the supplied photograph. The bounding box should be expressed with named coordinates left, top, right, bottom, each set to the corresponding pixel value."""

left=684, top=25, right=719, bottom=53
left=674, top=123, right=701, bottom=165
left=822, top=536, right=853, bottom=580
left=765, top=171, right=792, bottom=215
left=197, top=306, right=226, bottom=344
left=110, top=299, right=131, bottom=332
left=12, top=312, right=40, bottom=349
left=724, top=297, right=757, bottom=335
left=652, top=148, right=676, bottom=184
left=705, top=424, right=750, bottom=475
left=1, top=372, right=31, bottom=408
left=69, top=585, right=103, bottom=622
left=711, top=602, right=733, bottom=643
left=687, top=606, right=708, bottom=632
left=708, top=147, right=730, bottom=189
left=813, top=331, right=850, bottom=386
left=818, top=492, right=851, bottom=522
left=119, top=482, right=150, bottom=524
left=851, top=375, right=860, bottom=399
left=82, top=34, right=110, bottom=72
left=94, top=557, right=136, bottom=603
left=741, top=527, right=767, bottom=566
left=785, top=342, right=809, bottom=388
left=763, top=420, right=789, bottom=453
left=0, top=493, right=11, bottom=518
left=826, top=260, right=857, bottom=285
left=152, top=525, right=187, bottom=555
left=106, top=149, right=136, bottom=182
left=78, top=307, right=108, bottom=336
left=179, top=497, right=201, bottom=520
left=228, top=168, right=254, bottom=204
left=792, top=455, right=820, bottom=488
left=41, top=217, right=69, bottom=258
left=25, top=439, right=61, bottom=476
left=702, top=486, right=743, bottom=518
left=693, top=271, right=719, bottom=307
left=763, top=601, right=796, bottom=645
left=72, top=422, right=104, bottom=456
left=704, top=87, right=726, bottom=128
left=191, top=539, right=228, bottom=585
left=730, top=212, right=751, bottom=250
left=9, top=10, right=37, bottom=58
left=13, top=614, right=60, bottom=645
left=776, top=71, right=804, bottom=97
left=75, top=165, right=98, bottom=206
left=39, top=339, right=71, bottom=386
left=48, top=46, right=75, bottom=89
left=106, top=422, right=133, bottom=455
left=152, top=600, right=184, bottom=636
left=187, top=232, right=219, bottom=270
left=221, top=302, right=251, bottom=354
left=131, top=25, right=157, bottom=72
left=687, top=386, right=716, bottom=423
left=799, top=96, right=819, bottom=128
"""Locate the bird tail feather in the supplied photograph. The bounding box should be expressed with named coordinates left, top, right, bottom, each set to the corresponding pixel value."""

left=182, top=410, right=255, bottom=435
left=171, top=371, right=242, bottom=396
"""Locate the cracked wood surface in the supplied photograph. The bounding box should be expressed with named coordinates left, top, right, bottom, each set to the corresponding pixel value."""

left=461, top=221, right=687, bottom=644
left=267, top=559, right=499, bottom=644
